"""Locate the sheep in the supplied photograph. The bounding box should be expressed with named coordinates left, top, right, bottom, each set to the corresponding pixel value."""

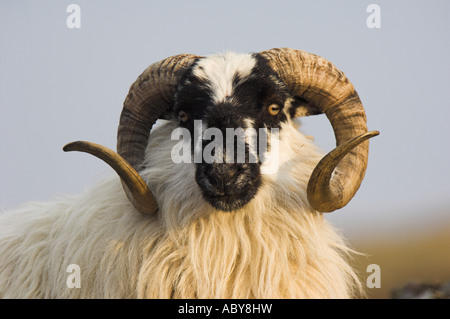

left=0, top=48, right=378, bottom=298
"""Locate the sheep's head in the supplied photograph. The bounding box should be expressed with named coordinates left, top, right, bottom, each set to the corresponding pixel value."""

left=172, top=52, right=297, bottom=212
left=64, top=48, right=378, bottom=215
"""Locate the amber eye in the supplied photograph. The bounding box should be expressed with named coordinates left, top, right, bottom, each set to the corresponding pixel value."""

left=178, top=111, right=189, bottom=122
left=268, top=104, right=280, bottom=116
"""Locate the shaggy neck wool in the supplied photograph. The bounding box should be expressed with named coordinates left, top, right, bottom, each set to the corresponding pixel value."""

left=136, top=121, right=362, bottom=298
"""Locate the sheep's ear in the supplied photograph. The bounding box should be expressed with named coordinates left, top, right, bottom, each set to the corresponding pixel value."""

left=287, top=97, right=322, bottom=119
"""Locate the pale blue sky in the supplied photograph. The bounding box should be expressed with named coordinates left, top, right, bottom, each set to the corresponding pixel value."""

left=1, top=0, right=449, bottom=238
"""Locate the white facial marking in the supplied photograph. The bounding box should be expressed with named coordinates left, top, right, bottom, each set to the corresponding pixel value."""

left=243, top=118, right=255, bottom=129
left=192, top=52, right=257, bottom=103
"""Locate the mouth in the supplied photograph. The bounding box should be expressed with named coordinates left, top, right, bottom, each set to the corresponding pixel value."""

left=204, top=193, right=249, bottom=212
left=201, top=186, right=259, bottom=212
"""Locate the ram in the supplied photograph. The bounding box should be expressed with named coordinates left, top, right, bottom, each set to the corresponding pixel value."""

left=0, top=48, right=378, bottom=298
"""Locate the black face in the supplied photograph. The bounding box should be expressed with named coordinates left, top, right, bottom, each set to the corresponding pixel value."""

left=173, top=54, right=290, bottom=212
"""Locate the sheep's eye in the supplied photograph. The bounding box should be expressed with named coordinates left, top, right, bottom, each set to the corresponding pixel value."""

left=268, top=104, right=280, bottom=116
left=178, top=111, right=189, bottom=122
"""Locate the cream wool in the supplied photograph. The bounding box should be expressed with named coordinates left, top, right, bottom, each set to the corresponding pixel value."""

left=0, top=120, right=362, bottom=298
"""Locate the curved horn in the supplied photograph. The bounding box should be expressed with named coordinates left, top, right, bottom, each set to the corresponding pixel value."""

left=118, top=54, right=201, bottom=170
left=260, top=48, right=379, bottom=212
left=63, top=141, right=157, bottom=215
left=64, top=54, right=200, bottom=215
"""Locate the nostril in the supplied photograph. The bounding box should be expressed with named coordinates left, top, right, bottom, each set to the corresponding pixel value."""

left=209, top=175, right=224, bottom=190
left=204, top=177, right=225, bottom=197
left=211, top=186, right=226, bottom=197
left=202, top=168, right=224, bottom=195
left=198, top=162, right=257, bottom=197
left=202, top=164, right=231, bottom=194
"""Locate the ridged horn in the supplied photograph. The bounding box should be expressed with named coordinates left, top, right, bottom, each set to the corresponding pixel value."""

left=63, top=141, right=157, bottom=215
left=118, top=54, right=200, bottom=170
left=64, top=54, right=200, bottom=215
left=260, top=48, right=379, bottom=212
